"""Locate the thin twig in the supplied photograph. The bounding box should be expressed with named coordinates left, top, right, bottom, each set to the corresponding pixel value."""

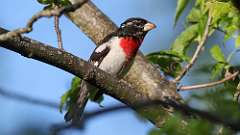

left=213, top=27, right=227, bottom=35
left=0, top=88, right=59, bottom=109
left=54, top=15, right=63, bottom=50
left=0, top=0, right=89, bottom=41
left=178, top=71, right=239, bottom=91
left=174, top=13, right=212, bottom=82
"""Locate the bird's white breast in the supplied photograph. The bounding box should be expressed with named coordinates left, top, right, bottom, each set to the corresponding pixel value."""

left=98, top=37, right=126, bottom=75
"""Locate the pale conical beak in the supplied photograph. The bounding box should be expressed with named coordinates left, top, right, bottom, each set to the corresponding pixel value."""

left=143, top=22, right=156, bottom=31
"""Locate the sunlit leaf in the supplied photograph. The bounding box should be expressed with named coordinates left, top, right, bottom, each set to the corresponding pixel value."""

left=197, top=14, right=208, bottom=37
left=211, top=63, right=225, bottom=79
left=171, top=24, right=199, bottom=56
left=187, top=8, right=202, bottom=23
left=224, top=25, right=239, bottom=40
left=210, top=45, right=226, bottom=63
left=207, top=1, right=233, bottom=24
left=195, top=0, right=205, bottom=7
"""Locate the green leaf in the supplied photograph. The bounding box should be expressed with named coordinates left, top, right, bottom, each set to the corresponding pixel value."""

left=235, top=35, right=240, bottom=48
left=171, top=24, right=199, bottom=56
left=195, top=0, right=205, bottom=7
left=37, top=0, right=53, bottom=5
left=224, top=25, right=239, bottom=40
left=186, top=119, right=213, bottom=135
left=59, top=0, right=72, bottom=6
left=210, top=45, right=231, bottom=79
left=210, top=45, right=226, bottom=63
left=174, top=0, right=188, bottom=25
left=149, top=115, right=185, bottom=135
left=59, top=77, right=81, bottom=113
left=197, top=15, right=208, bottom=37
left=211, top=63, right=225, bottom=79
left=205, top=1, right=240, bottom=41
left=146, top=50, right=189, bottom=77
left=187, top=8, right=202, bottom=23
left=207, top=1, right=233, bottom=24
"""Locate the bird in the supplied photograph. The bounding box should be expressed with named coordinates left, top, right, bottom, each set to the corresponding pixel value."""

left=64, top=17, right=156, bottom=124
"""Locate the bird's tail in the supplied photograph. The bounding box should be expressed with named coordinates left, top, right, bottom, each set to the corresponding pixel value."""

left=64, top=81, right=89, bottom=124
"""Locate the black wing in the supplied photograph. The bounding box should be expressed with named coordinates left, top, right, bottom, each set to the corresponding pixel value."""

left=89, top=45, right=110, bottom=67
left=64, top=44, right=110, bottom=122
left=87, top=44, right=110, bottom=102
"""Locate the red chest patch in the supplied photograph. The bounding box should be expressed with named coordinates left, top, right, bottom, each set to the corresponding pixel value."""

left=120, top=37, right=142, bottom=59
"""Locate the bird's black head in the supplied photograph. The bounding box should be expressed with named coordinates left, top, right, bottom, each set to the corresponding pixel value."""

left=118, top=17, right=156, bottom=39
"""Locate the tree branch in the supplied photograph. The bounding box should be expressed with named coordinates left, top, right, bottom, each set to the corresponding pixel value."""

left=51, top=101, right=240, bottom=133
left=0, top=0, right=181, bottom=126
left=174, top=13, right=212, bottom=82
left=179, top=71, right=239, bottom=91
left=0, top=27, right=174, bottom=127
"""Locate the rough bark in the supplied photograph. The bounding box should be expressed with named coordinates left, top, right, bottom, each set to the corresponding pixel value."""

left=0, top=28, right=148, bottom=103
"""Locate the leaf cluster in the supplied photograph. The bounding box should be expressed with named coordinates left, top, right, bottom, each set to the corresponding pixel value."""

left=148, top=0, right=240, bottom=134
left=147, top=0, right=240, bottom=79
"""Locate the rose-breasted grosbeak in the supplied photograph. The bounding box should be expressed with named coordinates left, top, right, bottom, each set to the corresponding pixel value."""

left=65, top=17, right=156, bottom=123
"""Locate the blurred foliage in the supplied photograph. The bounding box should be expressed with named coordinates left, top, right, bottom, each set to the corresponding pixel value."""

left=59, top=76, right=81, bottom=113
left=60, top=77, right=103, bottom=113
left=147, top=0, right=240, bottom=134
left=148, top=79, right=240, bottom=135
left=148, top=115, right=234, bottom=135
left=147, top=0, right=240, bottom=78
left=210, top=45, right=229, bottom=79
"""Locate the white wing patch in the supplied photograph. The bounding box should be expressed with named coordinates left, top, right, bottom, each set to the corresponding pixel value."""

left=95, top=43, right=108, bottom=53
left=93, top=61, right=99, bottom=66
left=90, top=36, right=126, bottom=75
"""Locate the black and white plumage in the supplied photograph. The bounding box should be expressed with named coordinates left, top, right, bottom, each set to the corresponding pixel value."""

left=64, top=17, right=156, bottom=123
